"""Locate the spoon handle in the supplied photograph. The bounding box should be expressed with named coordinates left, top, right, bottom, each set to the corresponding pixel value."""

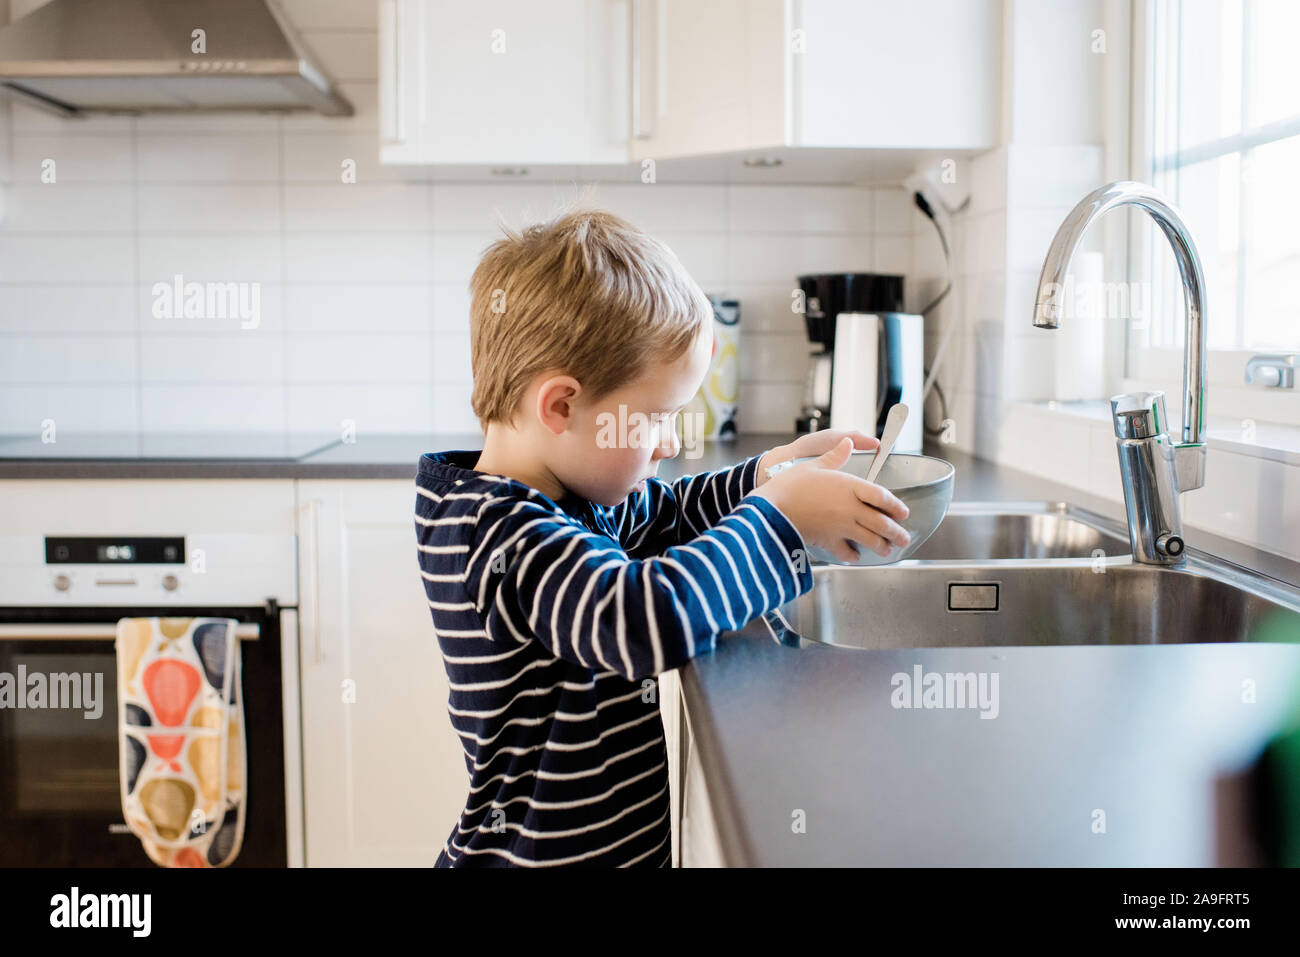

left=866, top=403, right=909, bottom=483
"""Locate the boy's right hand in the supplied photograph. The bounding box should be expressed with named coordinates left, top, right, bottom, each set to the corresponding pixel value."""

left=746, top=437, right=911, bottom=563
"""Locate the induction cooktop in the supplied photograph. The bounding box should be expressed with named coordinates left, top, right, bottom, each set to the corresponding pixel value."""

left=0, top=431, right=343, bottom=461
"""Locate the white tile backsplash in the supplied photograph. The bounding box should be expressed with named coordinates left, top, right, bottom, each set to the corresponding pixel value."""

left=138, top=235, right=283, bottom=283
left=136, top=134, right=281, bottom=183
left=0, top=235, right=134, bottom=282
left=873, top=188, right=914, bottom=234
left=1, top=116, right=900, bottom=435
left=140, top=334, right=284, bottom=384
left=137, top=185, right=282, bottom=233
left=726, top=185, right=874, bottom=234
left=11, top=135, right=135, bottom=183
left=0, top=285, right=136, bottom=334
left=1, top=335, right=137, bottom=383
left=286, top=283, right=433, bottom=333
left=3, top=184, right=134, bottom=231
left=0, top=385, right=139, bottom=432
left=284, top=183, right=430, bottom=231
left=140, top=385, right=286, bottom=432
left=285, top=232, right=434, bottom=282
left=286, top=332, right=432, bottom=383
left=286, top=383, right=435, bottom=434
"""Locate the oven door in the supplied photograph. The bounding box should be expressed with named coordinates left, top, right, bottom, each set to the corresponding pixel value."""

left=0, top=604, right=293, bottom=867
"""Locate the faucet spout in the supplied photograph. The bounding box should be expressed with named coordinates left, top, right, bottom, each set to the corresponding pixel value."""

left=1033, top=181, right=1208, bottom=449
left=1034, top=181, right=1209, bottom=565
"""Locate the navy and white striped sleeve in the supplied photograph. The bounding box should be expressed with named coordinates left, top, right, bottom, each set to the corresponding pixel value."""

left=468, top=489, right=811, bottom=680
left=614, top=451, right=767, bottom=558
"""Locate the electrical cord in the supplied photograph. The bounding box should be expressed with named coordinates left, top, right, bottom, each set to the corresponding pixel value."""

left=913, top=191, right=953, bottom=438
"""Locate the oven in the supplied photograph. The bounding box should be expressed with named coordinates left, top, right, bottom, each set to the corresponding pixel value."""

left=0, top=481, right=305, bottom=868
left=0, top=603, right=294, bottom=866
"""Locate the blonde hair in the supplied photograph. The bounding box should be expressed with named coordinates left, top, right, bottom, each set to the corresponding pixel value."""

left=468, top=200, right=713, bottom=430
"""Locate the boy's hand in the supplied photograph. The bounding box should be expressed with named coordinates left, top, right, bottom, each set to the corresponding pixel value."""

left=756, top=429, right=879, bottom=487
left=748, top=436, right=910, bottom=563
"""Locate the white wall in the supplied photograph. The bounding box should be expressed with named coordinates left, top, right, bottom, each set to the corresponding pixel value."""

left=0, top=0, right=923, bottom=438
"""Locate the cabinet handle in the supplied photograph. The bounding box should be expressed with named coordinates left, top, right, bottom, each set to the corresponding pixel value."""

left=302, top=498, right=324, bottom=666
left=630, top=0, right=654, bottom=140
left=380, top=0, right=405, bottom=145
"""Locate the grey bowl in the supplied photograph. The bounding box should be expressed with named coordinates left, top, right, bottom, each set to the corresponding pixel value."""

left=789, top=450, right=955, bottom=566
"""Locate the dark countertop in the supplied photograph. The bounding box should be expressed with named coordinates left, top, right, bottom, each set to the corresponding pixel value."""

left=0, top=431, right=773, bottom=480
left=674, top=440, right=1300, bottom=866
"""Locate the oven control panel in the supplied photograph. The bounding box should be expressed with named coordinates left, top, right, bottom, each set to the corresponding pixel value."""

left=45, top=536, right=185, bottom=565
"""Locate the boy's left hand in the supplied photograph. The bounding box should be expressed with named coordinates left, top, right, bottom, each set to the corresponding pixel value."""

left=756, top=429, right=880, bottom=486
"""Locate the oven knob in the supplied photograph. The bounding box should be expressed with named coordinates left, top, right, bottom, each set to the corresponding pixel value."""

left=53, top=573, right=71, bottom=592
left=162, top=574, right=179, bottom=591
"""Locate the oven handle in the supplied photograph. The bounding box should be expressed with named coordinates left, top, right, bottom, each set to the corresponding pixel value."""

left=0, top=622, right=260, bottom=640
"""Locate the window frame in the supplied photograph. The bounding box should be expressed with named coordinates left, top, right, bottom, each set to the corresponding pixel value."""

left=1125, top=0, right=1300, bottom=433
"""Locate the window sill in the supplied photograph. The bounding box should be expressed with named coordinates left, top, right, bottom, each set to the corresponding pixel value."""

left=1020, top=399, right=1300, bottom=468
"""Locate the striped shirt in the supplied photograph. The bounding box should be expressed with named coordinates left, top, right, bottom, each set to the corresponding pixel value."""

left=414, top=448, right=813, bottom=867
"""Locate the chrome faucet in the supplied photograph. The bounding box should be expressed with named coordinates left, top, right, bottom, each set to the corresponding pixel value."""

left=1033, top=181, right=1207, bottom=565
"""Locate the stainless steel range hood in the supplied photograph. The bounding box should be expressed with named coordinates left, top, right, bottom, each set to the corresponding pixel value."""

left=0, top=0, right=352, bottom=117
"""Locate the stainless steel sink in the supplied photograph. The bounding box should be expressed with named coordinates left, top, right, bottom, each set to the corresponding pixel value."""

left=908, top=501, right=1129, bottom=560
left=763, top=502, right=1300, bottom=649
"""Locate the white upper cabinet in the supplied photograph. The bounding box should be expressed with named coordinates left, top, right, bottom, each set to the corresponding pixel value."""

left=630, top=0, right=1001, bottom=160
left=379, top=0, right=1000, bottom=166
left=380, top=0, right=630, bottom=165
left=626, top=0, right=788, bottom=160
left=787, top=0, right=1001, bottom=151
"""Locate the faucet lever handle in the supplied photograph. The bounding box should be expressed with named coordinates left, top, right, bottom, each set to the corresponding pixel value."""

left=1110, top=390, right=1169, bottom=440
left=1173, top=442, right=1207, bottom=492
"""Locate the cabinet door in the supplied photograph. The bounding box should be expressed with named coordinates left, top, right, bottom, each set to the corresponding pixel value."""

left=297, top=480, right=467, bottom=867
left=628, top=0, right=999, bottom=160
left=381, top=0, right=629, bottom=165
left=792, top=0, right=1000, bottom=149
left=629, top=0, right=787, bottom=161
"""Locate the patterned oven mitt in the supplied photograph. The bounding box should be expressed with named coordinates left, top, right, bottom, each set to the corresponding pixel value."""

left=115, top=617, right=247, bottom=867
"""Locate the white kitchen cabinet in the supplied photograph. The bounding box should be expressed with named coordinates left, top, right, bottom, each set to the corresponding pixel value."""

left=296, top=479, right=467, bottom=867
left=630, top=0, right=1001, bottom=161
left=379, top=0, right=630, bottom=165
left=660, top=668, right=727, bottom=867
left=380, top=0, right=999, bottom=167
left=626, top=0, right=787, bottom=161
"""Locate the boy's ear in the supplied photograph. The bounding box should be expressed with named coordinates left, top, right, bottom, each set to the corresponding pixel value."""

left=535, top=375, right=582, bottom=436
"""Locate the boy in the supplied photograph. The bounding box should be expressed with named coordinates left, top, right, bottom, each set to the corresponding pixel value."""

left=415, top=206, right=911, bottom=866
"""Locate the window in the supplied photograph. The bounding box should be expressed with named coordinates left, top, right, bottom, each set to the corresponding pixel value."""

left=1140, top=0, right=1300, bottom=355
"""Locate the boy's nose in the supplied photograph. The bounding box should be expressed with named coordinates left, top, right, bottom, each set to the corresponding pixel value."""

left=654, top=421, right=680, bottom=459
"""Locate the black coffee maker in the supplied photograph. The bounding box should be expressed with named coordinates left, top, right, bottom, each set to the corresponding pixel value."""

left=796, top=272, right=924, bottom=452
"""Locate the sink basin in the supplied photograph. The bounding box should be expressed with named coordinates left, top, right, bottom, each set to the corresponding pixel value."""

left=760, top=502, right=1300, bottom=650
left=909, top=502, right=1130, bottom=560
left=766, top=559, right=1300, bottom=649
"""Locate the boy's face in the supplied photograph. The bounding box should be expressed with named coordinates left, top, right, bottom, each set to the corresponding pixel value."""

left=556, top=323, right=714, bottom=507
